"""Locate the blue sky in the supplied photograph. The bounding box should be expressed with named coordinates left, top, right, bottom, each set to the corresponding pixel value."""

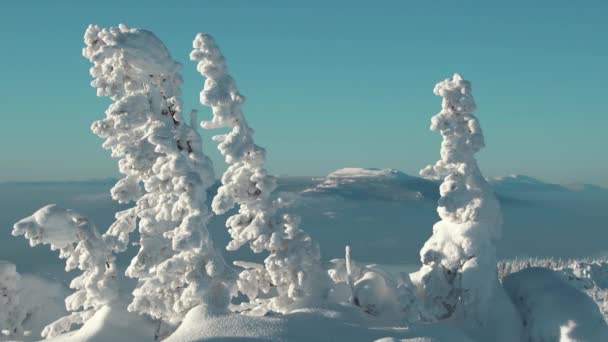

left=1, top=0, right=606, bottom=186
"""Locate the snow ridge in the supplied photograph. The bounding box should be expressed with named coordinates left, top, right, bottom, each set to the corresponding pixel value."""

left=305, top=167, right=436, bottom=201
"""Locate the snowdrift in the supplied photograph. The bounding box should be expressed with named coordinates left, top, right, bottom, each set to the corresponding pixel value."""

left=504, top=267, right=608, bottom=341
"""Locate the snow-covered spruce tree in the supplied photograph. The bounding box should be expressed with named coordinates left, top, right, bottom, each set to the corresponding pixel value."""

left=0, top=261, right=24, bottom=338
left=190, top=33, right=329, bottom=314
left=12, top=205, right=116, bottom=338
left=83, top=24, right=233, bottom=324
left=410, top=74, right=522, bottom=341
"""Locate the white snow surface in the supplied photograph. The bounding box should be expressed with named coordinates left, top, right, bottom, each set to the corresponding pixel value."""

left=4, top=274, right=68, bottom=342
left=43, top=305, right=156, bottom=342
left=328, top=168, right=406, bottom=179
left=164, top=304, right=474, bottom=342
left=305, top=167, right=435, bottom=201
left=0, top=261, right=23, bottom=339
left=503, top=267, right=608, bottom=342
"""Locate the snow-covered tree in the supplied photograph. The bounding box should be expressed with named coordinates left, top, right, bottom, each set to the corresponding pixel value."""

left=410, top=74, right=522, bottom=341
left=82, top=24, right=233, bottom=324
left=0, top=261, right=24, bottom=338
left=190, top=33, right=329, bottom=314
left=12, top=205, right=116, bottom=338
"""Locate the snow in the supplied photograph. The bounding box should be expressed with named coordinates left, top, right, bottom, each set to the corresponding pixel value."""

left=83, top=24, right=234, bottom=323
left=408, top=74, right=522, bottom=342
left=500, top=258, right=608, bottom=322
left=12, top=205, right=80, bottom=250
left=43, top=305, right=156, bottom=342
left=328, top=168, right=406, bottom=179
left=0, top=261, right=23, bottom=339
left=191, top=33, right=330, bottom=314
left=3, top=24, right=608, bottom=342
left=305, top=167, right=436, bottom=201
left=490, top=174, right=569, bottom=193
left=12, top=205, right=117, bottom=338
left=8, top=274, right=68, bottom=341
left=164, top=304, right=474, bottom=342
left=503, top=267, right=608, bottom=341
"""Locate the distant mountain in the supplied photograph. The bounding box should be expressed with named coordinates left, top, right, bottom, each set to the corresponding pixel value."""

left=300, top=167, right=439, bottom=201
left=2, top=170, right=604, bottom=203
left=563, top=183, right=608, bottom=193
left=1, top=168, right=606, bottom=269
left=489, top=174, right=569, bottom=193
left=488, top=174, right=608, bottom=201
left=288, top=168, right=607, bottom=203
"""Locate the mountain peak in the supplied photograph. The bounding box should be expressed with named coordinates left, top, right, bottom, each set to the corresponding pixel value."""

left=327, top=168, right=407, bottom=179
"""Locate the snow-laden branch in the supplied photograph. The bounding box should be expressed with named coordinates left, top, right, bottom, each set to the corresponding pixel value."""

left=12, top=205, right=116, bottom=338
left=83, top=24, right=233, bottom=324
left=190, top=33, right=329, bottom=314
left=411, top=74, right=521, bottom=341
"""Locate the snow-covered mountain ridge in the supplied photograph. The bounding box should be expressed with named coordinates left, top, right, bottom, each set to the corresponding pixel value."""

left=293, top=167, right=607, bottom=202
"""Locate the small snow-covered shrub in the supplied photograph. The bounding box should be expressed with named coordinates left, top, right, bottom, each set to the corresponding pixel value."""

left=190, top=33, right=330, bottom=314
left=325, top=248, right=422, bottom=322
left=12, top=205, right=116, bottom=338
left=0, top=261, right=24, bottom=338
left=83, top=24, right=234, bottom=323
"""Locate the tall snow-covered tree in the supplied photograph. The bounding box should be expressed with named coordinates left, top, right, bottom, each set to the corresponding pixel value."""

left=190, top=33, right=329, bottom=314
left=82, top=24, right=233, bottom=324
left=0, top=261, right=24, bottom=338
left=411, top=74, right=522, bottom=341
left=12, top=205, right=116, bottom=338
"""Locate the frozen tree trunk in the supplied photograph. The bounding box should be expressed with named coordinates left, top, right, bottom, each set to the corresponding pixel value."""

left=0, top=261, right=24, bottom=338
left=190, top=33, right=329, bottom=314
left=82, top=24, right=233, bottom=324
left=410, top=74, right=522, bottom=341
left=12, top=205, right=116, bottom=338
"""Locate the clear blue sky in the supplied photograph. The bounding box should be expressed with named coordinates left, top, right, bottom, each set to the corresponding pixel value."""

left=1, top=0, right=606, bottom=186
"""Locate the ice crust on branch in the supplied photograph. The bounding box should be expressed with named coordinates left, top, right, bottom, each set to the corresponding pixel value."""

left=12, top=205, right=116, bottom=338
left=83, top=24, right=233, bottom=324
left=190, top=33, right=329, bottom=314
left=411, top=74, right=521, bottom=341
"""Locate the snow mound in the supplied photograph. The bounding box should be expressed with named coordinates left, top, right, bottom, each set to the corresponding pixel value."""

left=0, top=263, right=68, bottom=342
left=16, top=274, right=68, bottom=341
left=304, top=168, right=437, bottom=201
left=500, top=258, right=608, bottom=322
left=44, top=305, right=156, bottom=342
left=503, top=267, right=608, bottom=342
left=164, top=304, right=474, bottom=342
left=0, top=261, right=23, bottom=339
